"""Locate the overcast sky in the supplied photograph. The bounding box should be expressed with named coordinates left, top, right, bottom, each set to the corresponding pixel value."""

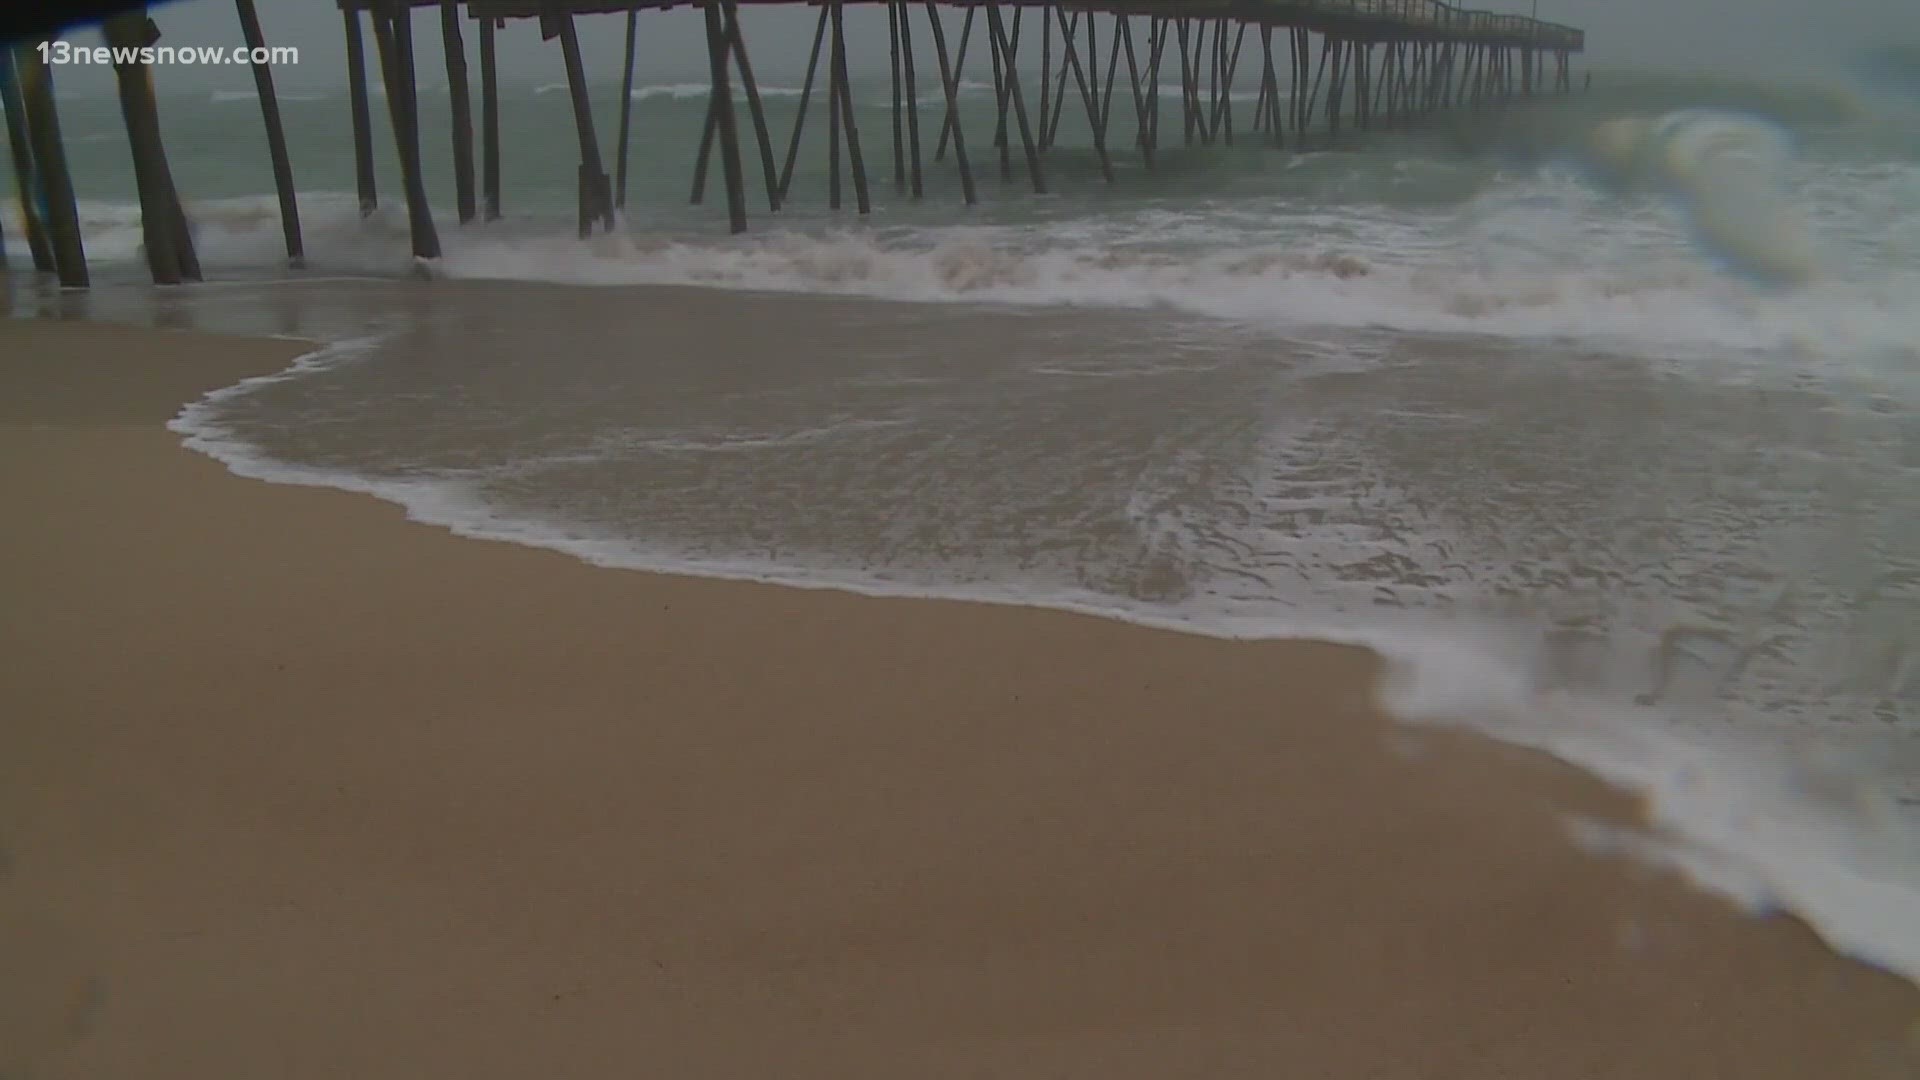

left=43, top=0, right=1920, bottom=90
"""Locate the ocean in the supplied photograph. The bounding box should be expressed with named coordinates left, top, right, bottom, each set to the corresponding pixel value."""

left=5, top=55, right=1919, bottom=984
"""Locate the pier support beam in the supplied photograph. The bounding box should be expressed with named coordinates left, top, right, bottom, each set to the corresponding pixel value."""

left=0, top=47, right=54, bottom=273
left=986, top=3, right=1044, bottom=194
left=480, top=16, right=501, bottom=219
left=372, top=0, right=441, bottom=260
left=439, top=0, right=476, bottom=224
left=777, top=4, right=829, bottom=202
left=897, top=0, right=923, bottom=199
left=935, top=8, right=974, bottom=161
left=725, top=2, right=782, bottom=213
left=614, top=10, right=637, bottom=209
left=106, top=10, right=199, bottom=284
left=1053, top=5, right=1113, bottom=180
left=235, top=0, right=303, bottom=268
left=343, top=7, right=377, bottom=216
left=700, top=0, right=747, bottom=232
left=544, top=6, right=614, bottom=236
left=923, top=0, right=977, bottom=205
left=829, top=1, right=871, bottom=214
left=13, top=44, right=87, bottom=288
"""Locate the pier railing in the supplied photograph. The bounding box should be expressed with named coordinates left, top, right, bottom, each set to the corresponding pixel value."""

left=1073, top=1, right=1584, bottom=51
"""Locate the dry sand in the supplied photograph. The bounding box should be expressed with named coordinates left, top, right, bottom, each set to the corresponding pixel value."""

left=1, top=317, right=1916, bottom=1079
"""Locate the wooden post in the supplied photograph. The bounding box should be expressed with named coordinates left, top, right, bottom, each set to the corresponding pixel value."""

left=702, top=0, right=747, bottom=233
left=1303, top=35, right=1329, bottom=139
left=777, top=4, right=830, bottom=201
left=106, top=11, right=198, bottom=284
left=1294, top=28, right=1310, bottom=134
left=1205, top=17, right=1220, bottom=144
left=1119, top=16, right=1154, bottom=165
left=235, top=0, right=303, bottom=267
left=922, top=0, right=977, bottom=206
left=0, top=47, right=53, bottom=273
left=988, top=7, right=1011, bottom=179
left=14, top=44, right=86, bottom=287
left=1146, top=18, right=1168, bottom=155
left=1053, top=5, right=1113, bottom=180
left=724, top=0, right=781, bottom=213
left=480, top=16, right=501, bottom=219
left=899, top=0, right=924, bottom=199
left=371, top=1, right=440, bottom=260
left=440, top=0, right=476, bottom=224
left=344, top=7, right=377, bottom=217
left=550, top=7, right=613, bottom=236
left=830, top=1, right=870, bottom=215
left=986, top=4, right=1044, bottom=194
left=889, top=0, right=906, bottom=186
left=613, top=11, right=637, bottom=210
left=1211, top=21, right=1244, bottom=145
left=1259, top=25, right=1280, bottom=147
left=691, top=98, right=717, bottom=204
left=1325, top=39, right=1344, bottom=142
left=826, top=4, right=843, bottom=210
left=1044, top=2, right=1059, bottom=148
left=1099, top=12, right=1122, bottom=142
left=1045, top=12, right=1076, bottom=149
left=935, top=8, right=974, bottom=162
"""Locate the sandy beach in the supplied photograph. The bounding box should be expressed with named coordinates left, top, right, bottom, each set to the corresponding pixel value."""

left=2, top=315, right=1916, bottom=1078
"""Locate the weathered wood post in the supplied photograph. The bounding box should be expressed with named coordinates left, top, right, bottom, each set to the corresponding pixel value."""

left=722, top=1, right=781, bottom=213
left=897, top=0, right=924, bottom=199
left=614, top=10, right=638, bottom=209
left=986, top=4, right=1044, bottom=194
left=234, top=0, right=303, bottom=267
left=480, top=15, right=501, bottom=219
left=777, top=4, right=830, bottom=202
left=0, top=47, right=54, bottom=273
left=105, top=10, right=199, bottom=284
left=546, top=4, right=614, bottom=236
left=889, top=0, right=906, bottom=186
left=830, top=0, right=872, bottom=214
left=439, top=0, right=476, bottom=224
left=701, top=0, right=747, bottom=232
left=13, top=44, right=86, bottom=288
left=988, top=7, right=1011, bottom=179
left=934, top=8, right=974, bottom=161
left=1044, top=12, right=1072, bottom=148
left=371, top=0, right=441, bottom=260
left=1054, top=5, right=1113, bottom=180
left=343, top=6, right=377, bottom=216
left=1039, top=1, right=1053, bottom=150
left=922, top=0, right=977, bottom=206
left=826, top=3, right=843, bottom=209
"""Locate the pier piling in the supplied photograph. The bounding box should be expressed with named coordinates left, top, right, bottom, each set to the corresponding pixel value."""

left=344, top=7, right=378, bottom=216
left=480, top=15, right=501, bottom=218
left=0, top=48, right=54, bottom=273
left=372, top=0, right=441, bottom=259
left=14, top=44, right=87, bottom=288
left=106, top=11, right=199, bottom=284
left=235, top=0, right=304, bottom=267
left=613, top=10, right=637, bottom=209
left=439, top=0, right=477, bottom=224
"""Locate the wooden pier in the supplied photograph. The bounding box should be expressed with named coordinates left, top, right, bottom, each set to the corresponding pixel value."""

left=1, top=0, right=1583, bottom=286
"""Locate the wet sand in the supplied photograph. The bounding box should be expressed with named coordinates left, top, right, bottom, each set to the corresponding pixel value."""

left=2, top=317, right=1915, bottom=1079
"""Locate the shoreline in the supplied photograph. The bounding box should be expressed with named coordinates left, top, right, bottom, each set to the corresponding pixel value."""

left=3, top=315, right=1916, bottom=1077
